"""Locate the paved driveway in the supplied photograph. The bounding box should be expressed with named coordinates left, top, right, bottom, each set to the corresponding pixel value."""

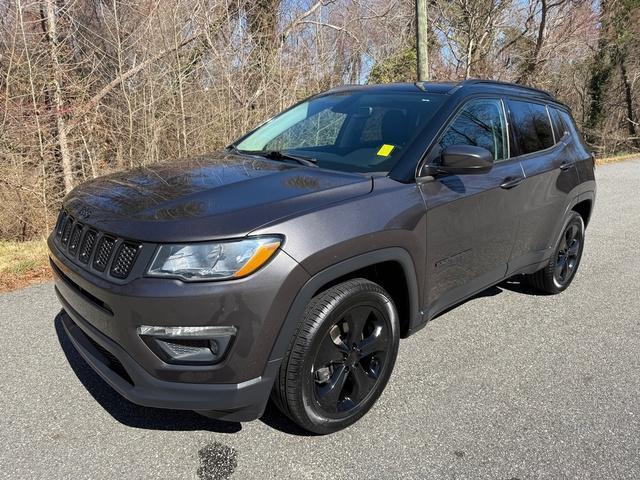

left=1, top=160, right=639, bottom=479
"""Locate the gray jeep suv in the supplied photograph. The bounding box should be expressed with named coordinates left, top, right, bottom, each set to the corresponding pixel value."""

left=49, top=80, right=596, bottom=434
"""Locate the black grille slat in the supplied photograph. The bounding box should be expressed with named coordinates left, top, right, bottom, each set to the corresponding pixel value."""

left=110, top=242, right=141, bottom=279
left=61, top=217, right=74, bottom=245
left=68, top=223, right=84, bottom=255
left=93, top=236, right=116, bottom=272
left=78, top=230, right=97, bottom=264
left=55, top=210, right=68, bottom=237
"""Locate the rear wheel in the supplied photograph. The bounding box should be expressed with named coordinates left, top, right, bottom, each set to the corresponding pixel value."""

left=528, top=211, right=585, bottom=294
left=272, top=278, right=400, bottom=434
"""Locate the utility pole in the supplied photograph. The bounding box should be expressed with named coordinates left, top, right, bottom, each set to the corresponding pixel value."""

left=416, top=0, right=429, bottom=81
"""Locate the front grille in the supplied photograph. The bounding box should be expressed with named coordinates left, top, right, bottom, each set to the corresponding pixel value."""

left=93, top=236, right=116, bottom=272
left=61, top=217, right=74, bottom=245
left=68, top=223, right=84, bottom=255
left=110, top=242, right=141, bottom=279
left=78, top=230, right=97, bottom=264
left=54, top=208, right=142, bottom=281
left=55, top=210, right=67, bottom=237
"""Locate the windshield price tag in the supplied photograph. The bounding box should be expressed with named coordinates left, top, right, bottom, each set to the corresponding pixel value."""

left=377, top=144, right=395, bottom=157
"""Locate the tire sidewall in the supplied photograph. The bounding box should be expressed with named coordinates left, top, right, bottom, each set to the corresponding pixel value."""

left=298, top=286, right=399, bottom=433
left=551, top=211, right=585, bottom=291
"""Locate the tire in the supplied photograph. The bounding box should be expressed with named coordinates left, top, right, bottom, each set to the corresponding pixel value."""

left=272, top=278, right=400, bottom=434
left=528, top=211, right=585, bottom=294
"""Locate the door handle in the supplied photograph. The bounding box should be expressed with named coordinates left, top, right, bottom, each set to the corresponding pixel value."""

left=500, top=176, right=524, bottom=189
left=560, top=161, right=573, bottom=171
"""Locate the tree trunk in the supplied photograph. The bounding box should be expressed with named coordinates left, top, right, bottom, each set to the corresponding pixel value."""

left=619, top=54, right=639, bottom=146
left=44, top=0, right=73, bottom=194
left=465, top=38, right=474, bottom=79
left=518, top=0, right=548, bottom=84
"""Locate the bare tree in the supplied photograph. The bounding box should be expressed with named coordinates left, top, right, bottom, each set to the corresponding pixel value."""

left=0, top=0, right=637, bottom=241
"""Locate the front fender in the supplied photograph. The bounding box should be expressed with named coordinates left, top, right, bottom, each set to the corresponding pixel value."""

left=266, top=247, right=422, bottom=366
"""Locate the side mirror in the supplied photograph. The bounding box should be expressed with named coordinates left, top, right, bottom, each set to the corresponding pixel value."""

left=428, top=145, right=494, bottom=175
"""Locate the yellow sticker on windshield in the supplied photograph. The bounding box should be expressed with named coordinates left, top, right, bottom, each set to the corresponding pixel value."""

left=377, top=144, right=395, bottom=157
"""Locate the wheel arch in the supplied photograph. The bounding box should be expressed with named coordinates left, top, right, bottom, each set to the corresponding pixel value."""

left=572, top=197, right=594, bottom=227
left=547, top=190, right=595, bottom=252
left=267, top=248, right=421, bottom=366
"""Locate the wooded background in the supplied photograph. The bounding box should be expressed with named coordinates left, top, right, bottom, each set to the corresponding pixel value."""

left=1, top=0, right=638, bottom=241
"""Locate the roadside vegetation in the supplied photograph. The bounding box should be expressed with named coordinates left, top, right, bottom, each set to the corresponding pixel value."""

left=596, top=152, right=640, bottom=165
left=0, top=240, right=50, bottom=292
left=0, top=1, right=638, bottom=291
left=1, top=1, right=639, bottom=244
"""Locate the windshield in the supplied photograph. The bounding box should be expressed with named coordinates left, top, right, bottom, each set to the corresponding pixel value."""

left=235, top=91, right=445, bottom=174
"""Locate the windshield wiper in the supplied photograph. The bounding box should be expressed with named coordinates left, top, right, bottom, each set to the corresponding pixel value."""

left=241, top=149, right=318, bottom=167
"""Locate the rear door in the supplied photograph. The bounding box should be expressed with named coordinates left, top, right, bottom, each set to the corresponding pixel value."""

left=506, top=99, right=581, bottom=274
left=418, top=97, right=527, bottom=316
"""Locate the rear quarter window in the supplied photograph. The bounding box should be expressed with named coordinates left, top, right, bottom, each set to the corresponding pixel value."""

left=509, top=100, right=555, bottom=155
left=557, top=109, right=591, bottom=158
left=557, top=109, right=581, bottom=141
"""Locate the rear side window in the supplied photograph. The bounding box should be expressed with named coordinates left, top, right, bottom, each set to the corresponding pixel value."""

left=438, top=98, right=508, bottom=161
left=509, top=100, right=554, bottom=154
left=557, top=109, right=581, bottom=141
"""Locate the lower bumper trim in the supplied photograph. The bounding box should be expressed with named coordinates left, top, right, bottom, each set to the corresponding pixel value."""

left=59, top=307, right=277, bottom=422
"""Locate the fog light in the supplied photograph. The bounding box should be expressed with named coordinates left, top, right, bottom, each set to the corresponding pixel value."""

left=137, top=325, right=236, bottom=365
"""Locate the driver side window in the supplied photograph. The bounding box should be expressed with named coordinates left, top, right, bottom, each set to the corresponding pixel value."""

left=438, top=98, right=508, bottom=162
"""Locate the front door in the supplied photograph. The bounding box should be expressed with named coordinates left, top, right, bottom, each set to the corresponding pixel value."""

left=418, top=97, right=527, bottom=317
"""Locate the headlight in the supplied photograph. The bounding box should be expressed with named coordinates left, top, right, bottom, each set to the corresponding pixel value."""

left=147, top=236, right=282, bottom=281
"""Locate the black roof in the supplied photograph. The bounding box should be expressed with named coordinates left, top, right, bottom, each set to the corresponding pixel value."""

left=328, top=79, right=560, bottom=105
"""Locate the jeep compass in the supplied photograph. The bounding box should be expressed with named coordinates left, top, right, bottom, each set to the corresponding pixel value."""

left=49, top=80, right=596, bottom=434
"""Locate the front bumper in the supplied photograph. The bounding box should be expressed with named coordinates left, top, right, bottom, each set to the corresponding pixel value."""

left=49, top=235, right=309, bottom=421
left=59, top=308, right=278, bottom=421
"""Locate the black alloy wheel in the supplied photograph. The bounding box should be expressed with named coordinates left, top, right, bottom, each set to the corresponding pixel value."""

left=312, top=303, right=390, bottom=416
left=553, top=219, right=583, bottom=288
left=272, top=278, right=399, bottom=434
left=528, top=211, right=585, bottom=294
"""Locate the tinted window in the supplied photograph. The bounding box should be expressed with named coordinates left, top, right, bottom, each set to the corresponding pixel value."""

left=357, top=107, right=418, bottom=144
left=438, top=98, right=508, bottom=161
left=236, top=92, right=445, bottom=173
left=509, top=100, right=554, bottom=154
left=557, top=109, right=590, bottom=157
left=265, top=109, right=346, bottom=150
left=548, top=107, right=564, bottom=140
left=558, top=109, right=580, bottom=140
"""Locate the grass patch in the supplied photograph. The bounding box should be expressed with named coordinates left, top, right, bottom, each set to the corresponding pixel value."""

left=596, top=152, right=640, bottom=165
left=0, top=240, right=51, bottom=292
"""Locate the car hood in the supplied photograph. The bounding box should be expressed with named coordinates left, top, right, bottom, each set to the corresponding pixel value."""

left=64, top=152, right=373, bottom=242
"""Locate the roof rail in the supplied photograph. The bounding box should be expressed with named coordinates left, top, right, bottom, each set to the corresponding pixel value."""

left=460, top=79, right=554, bottom=99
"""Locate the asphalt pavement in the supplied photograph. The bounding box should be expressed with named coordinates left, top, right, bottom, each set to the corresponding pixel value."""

left=1, top=159, right=639, bottom=479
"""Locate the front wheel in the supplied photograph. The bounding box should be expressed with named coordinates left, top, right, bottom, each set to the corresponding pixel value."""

left=528, top=211, right=585, bottom=294
left=272, top=279, right=400, bottom=434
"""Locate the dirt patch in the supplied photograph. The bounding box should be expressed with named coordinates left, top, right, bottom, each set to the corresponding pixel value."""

left=0, top=240, right=51, bottom=292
